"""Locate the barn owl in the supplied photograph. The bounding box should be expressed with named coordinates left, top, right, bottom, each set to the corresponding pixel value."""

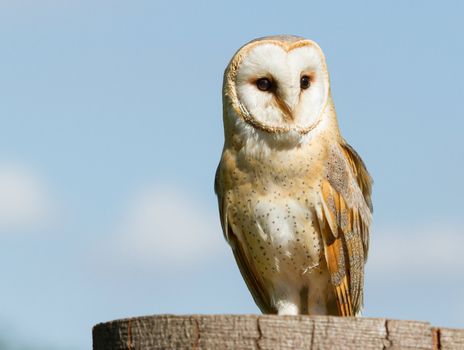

left=215, top=35, right=373, bottom=316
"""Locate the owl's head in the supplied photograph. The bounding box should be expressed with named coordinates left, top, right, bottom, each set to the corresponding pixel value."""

left=223, top=35, right=334, bottom=147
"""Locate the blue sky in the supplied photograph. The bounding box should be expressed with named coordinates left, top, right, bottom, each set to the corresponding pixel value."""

left=0, top=0, right=463, bottom=348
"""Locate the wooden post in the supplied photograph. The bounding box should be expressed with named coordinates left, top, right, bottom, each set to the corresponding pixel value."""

left=93, top=314, right=464, bottom=350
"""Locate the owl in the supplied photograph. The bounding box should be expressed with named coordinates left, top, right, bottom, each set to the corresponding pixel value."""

left=215, top=35, right=373, bottom=316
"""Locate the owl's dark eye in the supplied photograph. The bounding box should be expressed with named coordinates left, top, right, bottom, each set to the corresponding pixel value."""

left=256, top=78, right=272, bottom=92
left=300, top=75, right=311, bottom=89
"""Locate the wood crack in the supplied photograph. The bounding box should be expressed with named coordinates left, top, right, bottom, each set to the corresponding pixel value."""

left=192, top=316, right=201, bottom=350
left=256, top=316, right=263, bottom=350
left=432, top=327, right=441, bottom=350
left=310, top=320, right=316, bottom=350
left=127, top=319, right=134, bottom=350
left=383, top=319, right=393, bottom=350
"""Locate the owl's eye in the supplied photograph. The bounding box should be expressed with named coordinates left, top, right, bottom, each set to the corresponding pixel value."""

left=300, top=75, right=311, bottom=89
left=256, top=78, right=273, bottom=92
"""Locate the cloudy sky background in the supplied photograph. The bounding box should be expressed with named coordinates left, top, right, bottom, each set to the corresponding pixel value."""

left=0, top=0, right=463, bottom=348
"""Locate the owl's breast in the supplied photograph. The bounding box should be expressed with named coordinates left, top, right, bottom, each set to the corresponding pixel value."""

left=228, top=174, right=325, bottom=284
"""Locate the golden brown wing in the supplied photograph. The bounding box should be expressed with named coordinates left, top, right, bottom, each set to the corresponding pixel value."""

left=227, top=229, right=276, bottom=314
left=316, top=142, right=373, bottom=316
left=214, top=163, right=276, bottom=314
left=341, top=142, right=373, bottom=212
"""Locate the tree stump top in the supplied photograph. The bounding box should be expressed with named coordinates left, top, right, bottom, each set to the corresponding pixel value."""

left=93, top=314, right=464, bottom=350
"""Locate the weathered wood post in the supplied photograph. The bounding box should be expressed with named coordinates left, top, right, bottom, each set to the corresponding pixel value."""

left=93, top=314, right=464, bottom=349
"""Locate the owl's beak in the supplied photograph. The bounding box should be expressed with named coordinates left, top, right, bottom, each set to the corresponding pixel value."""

left=274, top=95, right=294, bottom=122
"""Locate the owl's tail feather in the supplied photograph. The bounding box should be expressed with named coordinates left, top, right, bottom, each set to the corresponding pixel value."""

left=334, top=275, right=354, bottom=316
left=325, top=238, right=355, bottom=317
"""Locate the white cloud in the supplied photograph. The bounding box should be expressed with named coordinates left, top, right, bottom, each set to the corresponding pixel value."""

left=105, top=185, right=226, bottom=269
left=367, top=222, right=464, bottom=278
left=0, top=164, right=56, bottom=234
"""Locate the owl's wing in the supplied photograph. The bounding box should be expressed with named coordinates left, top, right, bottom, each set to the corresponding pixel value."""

left=214, top=164, right=276, bottom=314
left=316, top=141, right=373, bottom=316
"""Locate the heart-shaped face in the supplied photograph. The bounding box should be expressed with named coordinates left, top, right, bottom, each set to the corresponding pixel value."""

left=224, top=36, right=330, bottom=138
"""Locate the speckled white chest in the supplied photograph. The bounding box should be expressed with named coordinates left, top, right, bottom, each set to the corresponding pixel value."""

left=235, top=184, right=323, bottom=275
left=230, top=181, right=333, bottom=314
left=228, top=141, right=335, bottom=314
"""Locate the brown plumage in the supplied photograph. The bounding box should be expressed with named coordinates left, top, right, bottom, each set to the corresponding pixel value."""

left=215, top=35, right=373, bottom=316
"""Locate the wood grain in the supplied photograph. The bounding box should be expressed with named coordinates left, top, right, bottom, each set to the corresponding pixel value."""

left=92, top=315, right=464, bottom=350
